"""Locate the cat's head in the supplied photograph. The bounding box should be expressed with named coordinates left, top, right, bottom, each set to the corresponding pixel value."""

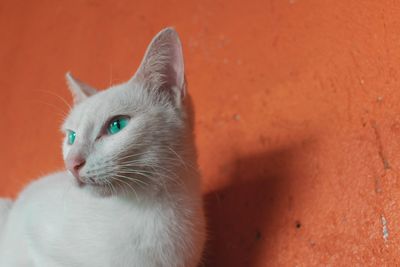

left=62, top=28, right=190, bottom=197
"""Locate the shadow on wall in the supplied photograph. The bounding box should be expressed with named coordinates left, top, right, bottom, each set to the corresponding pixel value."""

left=203, top=143, right=311, bottom=267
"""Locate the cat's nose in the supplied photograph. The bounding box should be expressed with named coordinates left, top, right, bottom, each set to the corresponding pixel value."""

left=66, top=155, right=86, bottom=180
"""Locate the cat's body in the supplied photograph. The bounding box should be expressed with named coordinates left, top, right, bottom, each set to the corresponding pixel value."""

left=0, top=28, right=206, bottom=267
left=0, top=171, right=204, bottom=267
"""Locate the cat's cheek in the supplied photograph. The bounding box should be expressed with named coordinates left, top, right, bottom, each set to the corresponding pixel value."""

left=98, top=133, right=130, bottom=154
left=62, top=143, right=71, bottom=162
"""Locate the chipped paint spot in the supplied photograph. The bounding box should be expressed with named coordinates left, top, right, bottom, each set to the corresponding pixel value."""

left=381, top=215, right=389, bottom=243
left=371, top=121, right=391, bottom=170
left=233, top=114, right=241, bottom=121
left=374, top=177, right=382, bottom=194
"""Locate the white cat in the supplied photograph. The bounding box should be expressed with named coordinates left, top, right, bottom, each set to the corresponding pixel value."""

left=0, top=28, right=206, bottom=267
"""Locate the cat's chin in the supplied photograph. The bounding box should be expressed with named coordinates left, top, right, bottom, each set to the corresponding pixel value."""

left=74, top=180, right=115, bottom=198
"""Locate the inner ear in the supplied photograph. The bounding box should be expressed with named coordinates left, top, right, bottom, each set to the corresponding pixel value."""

left=66, top=72, right=97, bottom=104
left=131, top=28, right=185, bottom=101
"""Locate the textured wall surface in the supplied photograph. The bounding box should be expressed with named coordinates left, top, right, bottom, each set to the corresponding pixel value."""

left=1, top=0, right=400, bottom=265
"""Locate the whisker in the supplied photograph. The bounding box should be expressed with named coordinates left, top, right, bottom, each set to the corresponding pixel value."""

left=113, top=173, right=150, bottom=187
left=27, top=100, right=69, bottom=118
left=34, top=89, right=72, bottom=110
left=110, top=176, right=138, bottom=199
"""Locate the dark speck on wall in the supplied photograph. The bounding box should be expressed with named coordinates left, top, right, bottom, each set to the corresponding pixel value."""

left=255, top=230, right=262, bottom=241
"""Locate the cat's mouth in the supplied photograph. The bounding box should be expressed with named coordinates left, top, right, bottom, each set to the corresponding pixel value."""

left=74, top=171, right=144, bottom=197
left=74, top=176, right=116, bottom=197
left=75, top=175, right=85, bottom=187
left=75, top=175, right=107, bottom=188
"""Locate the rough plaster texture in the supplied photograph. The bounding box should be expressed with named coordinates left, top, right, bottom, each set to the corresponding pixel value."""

left=1, top=0, right=400, bottom=265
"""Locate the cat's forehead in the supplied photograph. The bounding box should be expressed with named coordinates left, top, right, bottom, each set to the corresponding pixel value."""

left=64, top=84, right=140, bottom=129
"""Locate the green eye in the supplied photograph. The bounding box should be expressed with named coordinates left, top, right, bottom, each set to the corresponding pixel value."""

left=107, top=117, right=129, bottom=135
left=67, top=130, right=76, bottom=145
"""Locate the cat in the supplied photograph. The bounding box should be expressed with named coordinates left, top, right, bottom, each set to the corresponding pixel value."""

left=0, top=27, right=206, bottom=267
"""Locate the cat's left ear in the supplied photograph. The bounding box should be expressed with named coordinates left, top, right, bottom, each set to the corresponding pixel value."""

left=131, top=27, right=186, bottom=104
left=65, top=72, right=97, bottom=104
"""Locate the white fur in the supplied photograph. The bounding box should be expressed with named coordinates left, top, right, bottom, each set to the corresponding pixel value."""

left=0, top=28, right=206, bottom=267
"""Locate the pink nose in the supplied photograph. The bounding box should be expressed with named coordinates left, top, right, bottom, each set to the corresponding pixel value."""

left=66, top=155, right=86, bottom=180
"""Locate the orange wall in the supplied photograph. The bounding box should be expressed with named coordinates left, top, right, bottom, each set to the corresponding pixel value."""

left=1, top=0, right=400, bottom=265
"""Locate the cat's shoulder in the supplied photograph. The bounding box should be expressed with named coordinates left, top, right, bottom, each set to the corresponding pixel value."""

left=17, top=171, right=73, bottom=201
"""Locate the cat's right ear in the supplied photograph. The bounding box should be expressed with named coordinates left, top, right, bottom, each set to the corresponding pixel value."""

left=130, top=28, right=186, bottom=105
left=65, top=72, right=97, bottom=104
